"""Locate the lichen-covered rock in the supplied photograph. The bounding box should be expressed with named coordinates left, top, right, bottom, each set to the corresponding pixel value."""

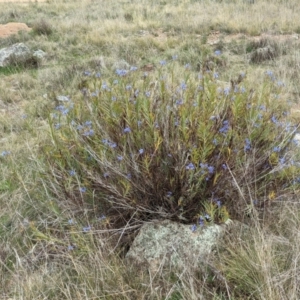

left=32, top=49, right=46, bottom=61
left=0, top=43, right=31, bottom=67
left=125, top=219, right=226, bottom=272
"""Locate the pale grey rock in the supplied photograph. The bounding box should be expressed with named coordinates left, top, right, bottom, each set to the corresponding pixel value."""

left=125, top=219, right=226, bottom=272
left=56, top=95, right=70, bottom=102
left=32, top=49, right=46, bottom=60
left=0, top=43, right=31, bottom=67
left=293, top=133, right=300, bottom=145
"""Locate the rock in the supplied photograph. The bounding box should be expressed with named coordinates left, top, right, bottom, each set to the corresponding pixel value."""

left=56, top=95, right=70, bottom=102
left=293, top=133, right=300, bottom=146
left=32, top=49, right=46, bottom=61
left=0, top=43, right=31, bottom=67
left=125, top=219, right=227, bottom=272
left=0, top=43, right=47, bottom=68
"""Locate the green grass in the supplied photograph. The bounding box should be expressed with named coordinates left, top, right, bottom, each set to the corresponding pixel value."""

left=1, top=0, right=300, bottom=299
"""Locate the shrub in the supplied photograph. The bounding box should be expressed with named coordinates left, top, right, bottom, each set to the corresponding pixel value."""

left=42, top=61, right=298, bottom=236
left=31, top=19, right=53, bottom=36
left=248, top=38, right=284, bottom=64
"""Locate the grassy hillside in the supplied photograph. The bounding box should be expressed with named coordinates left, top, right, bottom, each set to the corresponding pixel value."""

left=0, top=0, right=300, bottom=299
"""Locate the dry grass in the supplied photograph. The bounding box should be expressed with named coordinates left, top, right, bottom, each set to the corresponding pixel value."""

left=0, top=0, right=300, bottom=299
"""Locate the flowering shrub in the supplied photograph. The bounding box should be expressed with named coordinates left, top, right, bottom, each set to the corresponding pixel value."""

left=43, top=61, right=298, bottom=231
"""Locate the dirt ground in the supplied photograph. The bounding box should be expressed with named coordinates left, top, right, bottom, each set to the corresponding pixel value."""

left=0, top=22, right=31, bottom=38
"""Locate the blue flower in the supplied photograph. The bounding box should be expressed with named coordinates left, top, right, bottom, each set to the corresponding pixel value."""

left=117, top=155, right=123, bottom=161
left=130, top=66, right=138, bottom=71
left=180, top=82, right=187, bottom=90
left=95, top=72, right=101, bottom=78
left=184, top=63, right=191, bottom=69
left=139, top=148, right=144, bottom=154
left=213, top=72, right=219, bottom=79
left=219, top=120, right=230, bottom=134
left=68, top=219, right=76, bottom=225
left=244, top=138, right=251, bottom=152
left=214, top=50, right=221, bottom=56
left=54, top=123, right=61, bottom=130
left=172, top=54, right=178, bottom=60
left=102, top=82, right=109, bottom=90
left=204, top=213, right=211, bottom=222
left=166, top=191, right=172, bottom=197
left=68, top=245, right=75, bottom=251
left=273, top=146, right=281, bottom=152
left=224, top=87, right=230, bottom=96
left=191, top=224, right=197, bottom=232
left=134, top=89, right=139, bottom=97
left=199, top=216, right=204, bottom=227
left=277, top=81, right=285, bottom=87
left=98, top=215, right=106, bottom=221
left=84, top=121, right=92, bottom=127
left=186, top=162, right=195, bottom=170
left=124, top=127, right=131, bottom=133
left=207, top=166, right=215, bottom=174
left=279, top=157, right=285, bottom=165
left=222, top=163, right=227, bottom=170
left=69, top=170, right=76, bottom=176
left=145, top=91, right=151, bottom=97
left=126, top=84, right=132, bottom=91
left=266, top=70, right=274, bottom=78
left=83, top=71, right=91, bottom=76
left=83, top=226, right=91, bottom=232
left=176, top=99, right=183, bottom=105
left=200, top=162, right=208, bottom=169
left=116, top=69, right=128, bottom=77
left=159, top=60, right=167, bottom=66
left=79, top=187, right=87, bottom=193
left=0, top=151, right=10, bottom=157
left=82, top=129, right=94, bottom=137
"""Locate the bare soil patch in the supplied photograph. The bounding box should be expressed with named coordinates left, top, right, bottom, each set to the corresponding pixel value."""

left=0, top=22, right=31, bottom=38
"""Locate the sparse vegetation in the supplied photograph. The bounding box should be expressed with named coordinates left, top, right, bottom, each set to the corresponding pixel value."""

left=1, top=0, right=300, bottom=299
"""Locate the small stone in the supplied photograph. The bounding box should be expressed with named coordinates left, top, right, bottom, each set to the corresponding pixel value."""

left=56, top=95, right=70, bottom=102
left=32, top=49, right=46, bottom=60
